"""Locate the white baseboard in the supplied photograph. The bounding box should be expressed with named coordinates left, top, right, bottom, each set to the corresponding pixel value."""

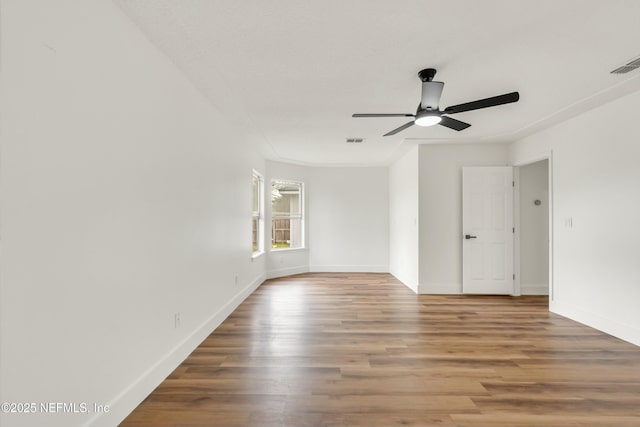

left=418, top=282, right=462, bottom=294
left=266, top=265, right=309, bottom=279
left=309, top=265, right=389, bottom=273
left=418, top=283, right=546, bottom=296
left=521, top=283, right=549, bottom=295
left=87, top=273, right=266, bottom=427
left=550, top=300, right=640, bottom=347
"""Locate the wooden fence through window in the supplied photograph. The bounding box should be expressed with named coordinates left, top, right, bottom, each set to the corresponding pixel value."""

left=272, top=219, right=290, bottom=245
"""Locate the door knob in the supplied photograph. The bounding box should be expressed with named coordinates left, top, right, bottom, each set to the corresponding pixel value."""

left=465, top=234, right=477, bottom=239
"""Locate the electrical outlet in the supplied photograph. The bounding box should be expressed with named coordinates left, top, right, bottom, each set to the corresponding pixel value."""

left=174, top=313, right=181, bottom=328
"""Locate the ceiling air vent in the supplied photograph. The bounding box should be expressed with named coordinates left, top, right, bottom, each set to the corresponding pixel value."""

left=610, top=55, right=640, bottom=74
left=346, top=138, right=364, bottom=143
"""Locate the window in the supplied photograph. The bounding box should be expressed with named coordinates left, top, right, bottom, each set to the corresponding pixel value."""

left=271, top=179, right=304, bottom=250
left=252, top=171, right=264, bottom=256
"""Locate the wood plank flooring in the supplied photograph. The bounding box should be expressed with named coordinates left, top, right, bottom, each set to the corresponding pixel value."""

left=120, top=273, right=640, bottom=426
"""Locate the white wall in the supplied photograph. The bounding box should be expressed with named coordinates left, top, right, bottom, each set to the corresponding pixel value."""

left=265, top=162, right=390, bottom=276
left=265, top=160, right=310, bottom=278
left=389, top=146, right=419, bottom=291
left=308, top=167, right=389, bottom=272
left=0, top=2, right=265, bottom=426
left=519, top=160, right=549, bottom=295
left=418, top=144, right=509, bottom=294
left=510, top=89, right=640, bottom=346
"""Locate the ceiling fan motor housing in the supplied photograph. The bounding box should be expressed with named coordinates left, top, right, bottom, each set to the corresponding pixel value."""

left=419, top=68, right=444, bottom=110
left=420, top=81, right=444, bottom=110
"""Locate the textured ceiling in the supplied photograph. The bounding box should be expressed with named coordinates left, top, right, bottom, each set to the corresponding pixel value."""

left=115, top=0, right=640, bottom=166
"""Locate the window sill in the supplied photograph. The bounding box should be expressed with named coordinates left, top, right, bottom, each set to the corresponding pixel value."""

left=270, top=247, right=306, bottom=253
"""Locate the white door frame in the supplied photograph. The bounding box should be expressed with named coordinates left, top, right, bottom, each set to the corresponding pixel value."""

left=513, top=153, right=554, bottom=301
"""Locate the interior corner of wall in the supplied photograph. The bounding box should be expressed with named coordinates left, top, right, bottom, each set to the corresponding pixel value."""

left=390, top=272, right=418, bottom=294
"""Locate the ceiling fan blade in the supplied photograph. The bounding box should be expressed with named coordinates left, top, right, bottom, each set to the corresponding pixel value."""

left=443, top=92, right=520, bottom=115
left=383, top=121, right=415, bottom=136
left=421, top=81, right=444, bottom=110
left=439, top=116, right=471, bottom=131
left=353, top=113, right=414, bottom=117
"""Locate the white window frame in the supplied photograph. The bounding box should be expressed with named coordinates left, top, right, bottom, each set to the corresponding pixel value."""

left=252, top=170, right=264, bottom=258
left=271, top=179, right=305, bottom=251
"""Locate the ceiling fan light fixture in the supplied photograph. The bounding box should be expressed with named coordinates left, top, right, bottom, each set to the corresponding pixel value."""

left=415, top=113, right=442, bottom=127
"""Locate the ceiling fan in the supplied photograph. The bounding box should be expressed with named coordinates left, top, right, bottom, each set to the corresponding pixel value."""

left=352, top=68, right=520, bottom=136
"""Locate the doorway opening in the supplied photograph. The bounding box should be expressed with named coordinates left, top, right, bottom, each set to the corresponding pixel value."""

left=515, top=159, right=550, bottom=296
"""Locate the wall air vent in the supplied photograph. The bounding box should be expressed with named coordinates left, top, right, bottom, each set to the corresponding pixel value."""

left=346, top=138, right=364, bottom=143
left=610, top=55, right=640, bottom=74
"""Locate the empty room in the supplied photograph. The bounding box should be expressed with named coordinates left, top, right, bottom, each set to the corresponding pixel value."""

left=2, top=1, right=640, bottom=426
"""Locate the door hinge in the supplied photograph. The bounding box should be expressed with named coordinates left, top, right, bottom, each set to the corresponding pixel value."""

left=513, top=273, right=515, bottom=280
left=513, top=227, right=515, bottom=233
left=512, top=181, right=515, bottom=187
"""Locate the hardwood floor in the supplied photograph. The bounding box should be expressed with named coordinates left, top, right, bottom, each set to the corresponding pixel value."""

left=120, top=273, right=640, bottom=426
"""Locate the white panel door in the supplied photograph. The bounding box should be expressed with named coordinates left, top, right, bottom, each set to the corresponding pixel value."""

left=462, top=167, right=514, bottom=294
